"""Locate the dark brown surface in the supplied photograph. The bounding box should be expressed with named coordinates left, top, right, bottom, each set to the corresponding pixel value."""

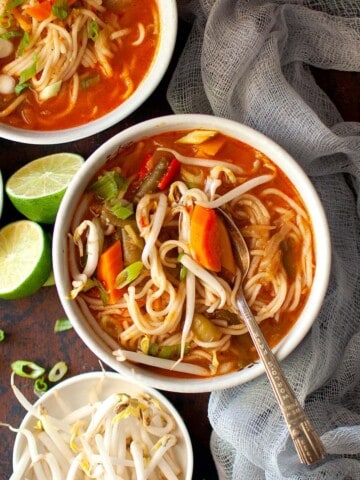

left=0, top=17, right=359, bottom=479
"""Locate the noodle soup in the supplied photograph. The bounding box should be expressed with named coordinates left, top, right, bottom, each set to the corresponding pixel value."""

left=0, top=0, right=159, bottom=130
left=67, top=127, right=317, bottom=379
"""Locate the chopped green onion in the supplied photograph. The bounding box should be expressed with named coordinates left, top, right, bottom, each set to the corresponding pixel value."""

left=0, top=329, right=5, bottom=341
left=179, top=264, right=187, bottom=281
left=19, top=53, right=37, bottom=84
left=1, top=30, right=22, bottom=40
left=115, top=261, right=143, bottom=289
left=52, top=0, right=69, bottom=19
left=93, top=277, right=108, bottom=304
left=34, top=377, right=48, bottom=394
left=88, top=20, right=99, bottom=41
left=54, top=317, right=72, bottom=333
left=14, top=82, right=29, bottom=95
left=11, top=360, right=45, bottom=379
left=17, top=31, right=30, bottom=57
left=109, top=199, right=133, bottom=220
left=48, top=361, right=68, bottom=383
left=148, top=342, right=189, bottom=360
left=80, top=74, right=100, bottom=90
left=6, top=0, right=26, bottom=10
left=90, top=170, right=128, bottom=200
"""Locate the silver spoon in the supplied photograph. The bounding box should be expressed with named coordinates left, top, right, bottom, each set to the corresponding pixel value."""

left=217, top=207, right=326, bottom=465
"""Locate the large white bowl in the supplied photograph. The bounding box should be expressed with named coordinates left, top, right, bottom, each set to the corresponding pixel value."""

left=13, top=371, right=193, bottom=479
left=53, top=114, right=331, bottom=393
left=0, top=0, right=177, bottom=145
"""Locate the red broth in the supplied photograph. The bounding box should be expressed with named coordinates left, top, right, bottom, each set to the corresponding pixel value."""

left=69, top=129, right=315, bottom=377
left=0, top=0, right=159, bottom=130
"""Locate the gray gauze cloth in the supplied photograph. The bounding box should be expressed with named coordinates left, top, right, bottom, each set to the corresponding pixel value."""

left=167, top=1, right=360, bottom=478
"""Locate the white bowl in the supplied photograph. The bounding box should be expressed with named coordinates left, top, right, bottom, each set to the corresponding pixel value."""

left=0, top=0, right=177, bottom=145
left=53, top=114, right=331, bottom=393
left=13, top=371, right=193, bottom=479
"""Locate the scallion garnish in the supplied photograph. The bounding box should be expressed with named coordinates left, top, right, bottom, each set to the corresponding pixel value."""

left=90, top=170, right=128, bottom=200
left=88, top=20, right=99, bottom=41
left=109, top=199, right=133, bottom=220
left=80, top=73, right=100, bottom=90
left=147, top=342, right=190, bottom=360
left=6, top=0, right=26, bottom=10
left=93, top=277, right=108, bottom=304
left=19, top=52, right=37, bottom=83
left=34, top=377, right=48, bottom=394
left=11, top=360, right=45, bottom=379
left=48, top=361, right=68, bottom=382
left=1, top=30, right=22, bottom=40
left=52, top=0, right=69, bottom=19
left=54, top=317, right=72, bottom=333
left=179, top=264, right=187, bottom=281
left=17, top=31, right=30, bottom=57
left=115, top=261, right=143, bottom=289
left=0, top=329, right=5, bottom=341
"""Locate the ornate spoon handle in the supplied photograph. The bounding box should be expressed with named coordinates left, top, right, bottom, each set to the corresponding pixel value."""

left=236, top=290, right=326, bottom=465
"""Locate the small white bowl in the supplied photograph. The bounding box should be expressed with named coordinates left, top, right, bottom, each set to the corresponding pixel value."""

left=13, top=371, right=193, bottom=479
left=53, top=114, right=331, bottom=393
left=0, top=0, right=177, bottom=145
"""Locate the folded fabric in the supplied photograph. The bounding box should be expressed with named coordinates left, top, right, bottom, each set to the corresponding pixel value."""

left=167, top=1, right=360, bottom=478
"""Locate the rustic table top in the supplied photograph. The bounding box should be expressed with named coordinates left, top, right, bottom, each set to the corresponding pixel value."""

left=0, top=18, right=359, bottom=480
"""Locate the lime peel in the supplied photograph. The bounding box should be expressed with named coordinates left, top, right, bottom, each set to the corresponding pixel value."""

left=5, top=153, right=84, bottom=224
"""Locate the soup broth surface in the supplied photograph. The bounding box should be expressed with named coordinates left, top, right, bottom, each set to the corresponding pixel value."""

left=0, top=0, right=159, bottom=130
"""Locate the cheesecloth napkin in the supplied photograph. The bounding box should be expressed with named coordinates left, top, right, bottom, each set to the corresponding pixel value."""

left=167, top=1, right=360, bottom=478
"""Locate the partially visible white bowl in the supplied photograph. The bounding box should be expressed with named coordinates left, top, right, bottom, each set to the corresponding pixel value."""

left=53, top=114, right=331, bottom=393
left=0, top=0, right=177, bottom=145
left=13, top=371, right=193, bottom=479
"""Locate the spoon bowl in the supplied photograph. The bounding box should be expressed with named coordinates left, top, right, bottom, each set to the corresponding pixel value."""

left=217, top=207, right=326, bottom=465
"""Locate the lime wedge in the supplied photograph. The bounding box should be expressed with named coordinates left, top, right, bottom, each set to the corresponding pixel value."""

left=0, top=220, right=52, bottom=300
left=6, top=153, right=84, bottom=224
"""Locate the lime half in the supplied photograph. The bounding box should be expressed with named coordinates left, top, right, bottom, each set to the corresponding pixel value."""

left=6, top=153, right=84, bottom=224
left=0, top=220, right=52, bottom=300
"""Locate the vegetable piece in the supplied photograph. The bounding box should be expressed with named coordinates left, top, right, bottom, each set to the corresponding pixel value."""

left=80, top=74, right=100, bottom=90
left=175, top=130, right=218, bottom=145
left=192, top=313, right=222, bottom=342
left=134, top=157, right=169, bottom=201
left=52, top=0, right=69, bottom=19
left=189, top=204, right=221, bottom=272
left=196, top=135, right=225, bottom=157
left=137, top=152, right=153, bottom=179
left=217, top=215, right=237, bottom=278
left=91, top=170, right=127, bottom=200
left=34, top=377, right=48, bottom=394
left=120, top=224, right=144, bottom=265
left=97, top=240, right=124, bottom=304
left=115, top=260, right=143, bottom=289
left=48, top=361, right=68, bottom=382
left=109, top=198, right=133, bottom=219
left=54, top=317, right=72, bottom=333
left=0, top=329, right=5, bottom=341
left=39, top=80, right=61, bottom=100
left=158, top=157, right=181, bottom=190
left=11, top=360, right=45, bottom=379
left=141, top=337, right=189, bottom=359
left=25, top=1, right=52, bottom=20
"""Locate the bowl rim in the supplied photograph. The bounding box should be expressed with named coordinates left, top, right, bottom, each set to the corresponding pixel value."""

left=53, top=113, right=331, bottom=393
left=12, top=370, right=194, bottom=479
left=0, top=0, right=178, bottom=145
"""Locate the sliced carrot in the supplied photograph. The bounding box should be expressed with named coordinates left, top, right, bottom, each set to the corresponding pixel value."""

left=217, top=215, right=236, bottom=279
left=97, top=240, right=124, bottom=304
left=25, top=1, right=53, bottom=20
left=189, top=205, right=221, bottom=272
